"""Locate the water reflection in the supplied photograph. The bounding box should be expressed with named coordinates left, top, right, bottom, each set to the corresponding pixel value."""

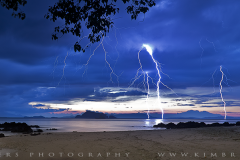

left=145, top=119, right=150, bottom=126
left=144, top=119, right=164, bottom=127
left=155, top=119, right=164, bottom=125
left=0, top=118, right=239, bottom=133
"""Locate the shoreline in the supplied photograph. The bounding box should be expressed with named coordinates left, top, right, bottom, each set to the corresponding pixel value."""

left=1, top=119, right=240, bottom=133
left=0, top=126, right=240, bottom=159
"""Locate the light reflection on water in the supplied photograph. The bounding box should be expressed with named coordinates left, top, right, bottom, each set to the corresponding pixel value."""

left=154, top=119, right=164, bottom=125
left=144, top=119, right=164, bottom=126
left=0, top=118, right=239, bottom=134
left=0, top=118, right=166, bottom=134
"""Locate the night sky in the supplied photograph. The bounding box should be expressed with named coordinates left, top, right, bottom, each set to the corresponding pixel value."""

left=1, top=0, right=240, bottom=118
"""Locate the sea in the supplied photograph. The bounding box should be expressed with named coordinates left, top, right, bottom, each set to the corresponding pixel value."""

left=0, top=118, right=240, bottom=136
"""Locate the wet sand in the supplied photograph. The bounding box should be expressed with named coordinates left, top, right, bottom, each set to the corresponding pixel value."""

left=0, top=126, right=240, bottom=160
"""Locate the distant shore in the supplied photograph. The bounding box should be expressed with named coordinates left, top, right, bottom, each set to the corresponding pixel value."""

left=0, top=126, right=240, bottom=160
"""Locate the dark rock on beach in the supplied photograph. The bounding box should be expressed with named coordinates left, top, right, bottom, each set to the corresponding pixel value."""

left=166, top=122, right=176, bottom=129
left=222, top=122, right=235, bottom=126
left=46, top=128, right=57, bottom=130
left=30, top=125, right=40, bottom=128
left=155, top=123, right=166, bottom=128
left=0, top=133, right=4, bottom=137
left=154, top=121, right=239, bottom=129
left=0, top=122, right=33, bottom=133
left=209, top=122, right=220, bottom=127
left=34, top=129, right=43, bottom=132
left=0, top=122, right=42, bottom=133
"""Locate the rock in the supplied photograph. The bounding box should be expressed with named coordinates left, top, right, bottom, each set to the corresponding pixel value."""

left=181, top=121, right=202, bottom=128
left=50, top=128, right=57, bottom=130
left=34, top=129, right=43, bottom=132
left=153, top=123, right=166, bottom=128
left=200, top=122, right=206, bottom=127
left=30, top=125, right=40, bottom=128
left=0, top=133, right=4, bottom=137
left=208, top=122, right=220, bottom=127
left=222, top=122, right=230, bottom=126
left=47, top=128, right=57, bottom=130
left=166, top=122, right=176, bottom=129
left=0, top=122, right=34, bottom=133
left=153, top=121, right=238, bottom=129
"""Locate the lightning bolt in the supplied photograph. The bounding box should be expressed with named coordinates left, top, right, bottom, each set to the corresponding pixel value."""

left=199, top=37, right=217, bottom=67
left=206, top=38, right=218, bottom=52
left=55, top=29, right=120, bottom=88
left=199, top=38, right=228, bottom=119
left=80, top=32, right=120, bottom=85
left=129, top=44, right=173, bottom=119
left=146, top=72, right=150, bottom=119
left=219, top=65, right=227, bottom=119
left=203, top=65, right=234, bottom=119
left=50, top=56, right=59, bottom=79
left=57, top=52, right=68, bottom=87
left=142, top=44, right=163, bottom=119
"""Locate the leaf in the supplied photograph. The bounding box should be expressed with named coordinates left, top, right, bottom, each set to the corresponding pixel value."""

left=45, top=0, right=156, bottom=52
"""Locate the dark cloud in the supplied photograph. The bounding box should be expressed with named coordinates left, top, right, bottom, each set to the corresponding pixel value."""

left=176, top=103, right=195, bottom=106
left=0, top=0, right=240, bottom=117
left=83, top=88, right=147, bottom=102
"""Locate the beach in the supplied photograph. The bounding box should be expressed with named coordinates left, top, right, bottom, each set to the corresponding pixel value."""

left=0, top=126, right=239, bottom=160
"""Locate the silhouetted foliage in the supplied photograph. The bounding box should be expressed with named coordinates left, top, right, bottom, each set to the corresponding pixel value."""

left=44, top=0, right=156, bottom=52
left=0, top=0, right=27, bottom=20
left=1, top=0, right=156, bottom=52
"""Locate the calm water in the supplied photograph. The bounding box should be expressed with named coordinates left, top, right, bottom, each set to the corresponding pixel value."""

left=0, top=118, right=239, bottom=135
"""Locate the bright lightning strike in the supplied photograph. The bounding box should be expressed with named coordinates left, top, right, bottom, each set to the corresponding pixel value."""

left=204, top=65, right=233, bottom=119
left=142, top=44, right=163, bottom=119
left=142, top=44, right=153, bottom=55
left=129, top=44, right=172, bottom=119
left=219, top=65, right=227, bottom=120
left=146, top=72, right=150, bottom=119
left=199, top=38, right=228, bottom=119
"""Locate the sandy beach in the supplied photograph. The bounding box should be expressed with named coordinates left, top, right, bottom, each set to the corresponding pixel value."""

left=0, top=126, right=240, bottom=160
